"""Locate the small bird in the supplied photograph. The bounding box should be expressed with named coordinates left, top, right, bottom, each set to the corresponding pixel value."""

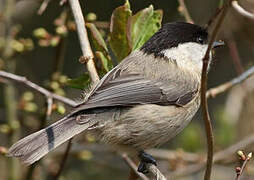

left=8, top=22, right=223, bottom=174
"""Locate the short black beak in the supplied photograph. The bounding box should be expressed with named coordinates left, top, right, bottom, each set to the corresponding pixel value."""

left=212, top=41, right=224, bottom=49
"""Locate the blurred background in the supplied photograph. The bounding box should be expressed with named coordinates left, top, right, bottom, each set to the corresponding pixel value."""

left=0, top=0, right=254, bottom=179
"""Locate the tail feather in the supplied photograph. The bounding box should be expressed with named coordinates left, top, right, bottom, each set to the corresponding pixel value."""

left=8, top=116, right=90, bottom=165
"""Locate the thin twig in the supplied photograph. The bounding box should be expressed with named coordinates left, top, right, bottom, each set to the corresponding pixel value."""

left=201, top=1, right=233, bottom=179
left=232, top=0, right=254, bottom=20
left=227, top=38, right=244, bottom=74
left=121, top=154, right=149, bottom=180
left=169, top=134, right=254, bottom=178
left=206, top=66, right=254, bottom=98
left=53, top=139, right=73, bottom=180
left=235, top=151, right=252, bottom=180
left=68, top=0, right=99, bottom=84
left=0, top=70, right=77, bottom=107
left=206, top=7, right=223, bottom=28
left=148, top=149, right=201, bottom=163
left=177, top=0, right=194, bottom=23
left=37, top=0, right=51, bottom=15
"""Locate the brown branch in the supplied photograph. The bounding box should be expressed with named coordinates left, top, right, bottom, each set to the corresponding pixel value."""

left=201, top=1, right=233, bottom=179
left=232, top=0, right=254, bottom=20
left=0, top=70, right=77, bottom=107
left=121, top=154, right=149, bottom=180
left=68, top=0, right=99, bottom=84
left=227, top=38, right=244, bottom=74
left=177, top=0, right=194, bottom=23
left=206, top=66, right=254, bottom=98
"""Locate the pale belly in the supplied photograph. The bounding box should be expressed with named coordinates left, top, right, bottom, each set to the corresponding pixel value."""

left=97, top=97, right=200, bottom=150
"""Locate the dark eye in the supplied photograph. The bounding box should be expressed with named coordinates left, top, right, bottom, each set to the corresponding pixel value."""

left=197, top=37, right=204, bottom=44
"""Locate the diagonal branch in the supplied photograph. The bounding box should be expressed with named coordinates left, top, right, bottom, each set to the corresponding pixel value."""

left=206, top=66, right=254, bottom=98
left=177, top=0, right=194, bottom=23
left=0, top=70, right=77, bottom=107
left=37, top=0, right=51, bottom=15
left=68, top=0, right=99, bottom=84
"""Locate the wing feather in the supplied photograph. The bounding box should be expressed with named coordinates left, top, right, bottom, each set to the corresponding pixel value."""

left=72, top=51, right=200, bottom=114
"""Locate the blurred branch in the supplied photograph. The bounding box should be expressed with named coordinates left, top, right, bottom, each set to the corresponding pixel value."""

left=200, top=1, right=233, bottom=179
left=227, top=38, right=244, bottom=74
left=232, top=0, right=254, bottom=20
left=177, top=0, right=194, bottom=23
left=68, top=0, right=99, bottom=84
left=0, top=70, right=77, bottom=106
left=206, top=66, right=254, bottom=98
left=170, top=133, right=254, bottom=178
left=148, top=149, right=202, bottom=163
left=207, top=6, right=223, bottom=28
left=37, top=0, right=51, bottom=15
left=1, top=0, right=21, bottom=179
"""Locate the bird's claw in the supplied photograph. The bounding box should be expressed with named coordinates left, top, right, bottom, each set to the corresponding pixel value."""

left=137, top=151, right=157, bottom=174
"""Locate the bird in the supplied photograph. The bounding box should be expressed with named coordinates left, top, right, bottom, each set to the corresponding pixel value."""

left=8, top=22, right=223, bottom=174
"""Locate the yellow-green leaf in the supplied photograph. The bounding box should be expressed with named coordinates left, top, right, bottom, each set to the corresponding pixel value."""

left=109, top=0, right=132, bottom=61
left=127, top=5, right=162, bottom=50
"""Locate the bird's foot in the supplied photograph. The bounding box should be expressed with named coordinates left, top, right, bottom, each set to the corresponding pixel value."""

left=137, top=151, right=157, bottom=174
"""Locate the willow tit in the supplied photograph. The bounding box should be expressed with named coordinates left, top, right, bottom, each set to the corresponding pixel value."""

left=8, top=22, right=223, bottom=174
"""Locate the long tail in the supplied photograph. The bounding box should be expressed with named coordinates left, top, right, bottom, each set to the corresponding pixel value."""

left=8, top=116, right=90, bottom=165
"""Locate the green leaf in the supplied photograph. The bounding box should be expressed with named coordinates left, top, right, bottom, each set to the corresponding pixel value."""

left=86, top=23, right=108, bottom=54
left=109, top=0, right=132, bottom=61
left=66, top=74, right=90, bottom=90
left=127, top=5, right=163, bottom=50
left=95, top=51, right=114, bottom=72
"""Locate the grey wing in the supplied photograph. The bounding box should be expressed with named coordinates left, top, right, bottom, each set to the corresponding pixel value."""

left=72, top=66, right=199, bottom=114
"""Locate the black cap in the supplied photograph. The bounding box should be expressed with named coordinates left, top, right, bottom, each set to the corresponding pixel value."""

left=141, top=22, right=208, bottom=57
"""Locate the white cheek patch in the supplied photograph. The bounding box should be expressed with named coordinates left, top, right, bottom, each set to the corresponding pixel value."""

left=162, top=42, right=209, bottom=73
